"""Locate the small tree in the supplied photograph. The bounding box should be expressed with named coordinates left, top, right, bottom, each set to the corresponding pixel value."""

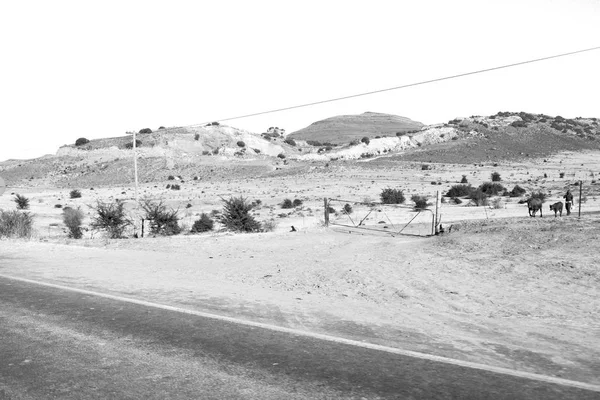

left=191, top=213, right=214, bottom=233
left=75, top=138, right=90, bottom=146
left=491, top=171, right=501, bottom=182
left=219, top=196, right=261, bottom=232
left=140, top=199, right=181, bottom=236
left=63, top=207, right=84, bottom=239
left=70, top=189, right=82, bottom=199
left=90, top=200, right=131, bottom=238
left=380, top=188, right=405, bottom=204
left=14, top=194, right=30, bottom=210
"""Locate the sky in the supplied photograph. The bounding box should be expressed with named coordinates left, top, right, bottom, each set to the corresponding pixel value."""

left=1, top=0, right=599, bottom=162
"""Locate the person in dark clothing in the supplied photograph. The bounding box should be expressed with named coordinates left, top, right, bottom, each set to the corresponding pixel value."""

left=563, top=190, right=574, bottom=215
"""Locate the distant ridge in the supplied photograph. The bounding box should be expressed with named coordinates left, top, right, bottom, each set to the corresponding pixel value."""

left=288, top=112, right=424, bottom=144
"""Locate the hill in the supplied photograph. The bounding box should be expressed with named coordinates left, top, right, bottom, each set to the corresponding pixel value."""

left=288, top=112, right=424, bottom=144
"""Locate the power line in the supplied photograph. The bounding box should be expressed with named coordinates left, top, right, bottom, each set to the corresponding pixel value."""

left=160, top=46, right=600, bottom=133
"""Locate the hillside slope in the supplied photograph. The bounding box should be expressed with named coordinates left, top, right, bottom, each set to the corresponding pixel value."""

left=288, top=112, right=424, bottom=144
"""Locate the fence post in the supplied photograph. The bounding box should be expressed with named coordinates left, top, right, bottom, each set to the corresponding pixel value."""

left=434, top=191, right=441, bottom=235
left=324, top=197, right=329, bottom=226
left=578, top=181, right=582, bottom=218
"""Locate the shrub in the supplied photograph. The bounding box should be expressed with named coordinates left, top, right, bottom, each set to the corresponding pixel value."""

left=63, top=207, right=84, bottom=239
left=277, top=153, right=286, bottom=159
left=491, top=198, right=504, bottom=209
left=469, top=189, right=489, bottom=206
left=170, top=184, right=181, bottom=190
left=361, top=137, right=370, bottom=145
left=327, top=206, right=336, bottom=214
left=445, top=184, right=473, bottom=198
left=191, top=213, right=214, bottom=233
left=349, top=139, right=360, bottom=146
left=559, top=172, right=565, bottom=178
left=491, top=171, right=501, bottom=182
left=452, top=197, right=463, bottom=205
left=90, top=200, right=131, bottom=238
left=237, top=141, right=246, bottom=148
left=219, top=196, right=261, bottom=232
left=411, top=195, right=430, bottom=210
left=530, top=191, right=548, bottom=202
left=194, top=133, right=200, bottom=141
left=75, top=137, right=90, bottom=146
left=14, top=194, right=30, bottom=210
left=284, top=138, right=296, bottom=146
left=421, top=164, right=430, bottom=170
left=139, top=128, right=152, bottom=134
left=292, top=199, right=303, bottom=207
left=281, top=199, right=294, bottom=209
left=508, top=185, right=527, bottom=197
left=478, top=182, right=505, bottom=196
left=0, top=210, right=34, bottom=238
left=343, top=203, right=353, bottom=214
left=510, top=121, right=527, bottom=128
left=261, top=220, right=278, bottom=232
left=140, top=199, right=181, bottom=236
left=253, top=148, right=261, bottom=154
left=380, top=188, right=405, bottom=204
left=54, top=204, right=63, bottom=208
left=460, top=175, right=468, bottom=184
left=167, top=175, right=175, bottom=180
left=159, top=126, right=166, bottom=130
left=124, top=139, right=142, bottom=149
left=69, top=189, right=82, bottom=199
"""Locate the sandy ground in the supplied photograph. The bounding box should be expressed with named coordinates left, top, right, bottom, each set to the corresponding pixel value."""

left=1, top=150, right=600, bottom=384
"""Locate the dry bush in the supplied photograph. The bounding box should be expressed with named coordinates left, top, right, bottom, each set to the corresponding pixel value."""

left=0, top=210, right=34, bottom=238
left=69, top=189, right=82, bottom=199
left=140, top=199, right=181, bottom=236
left=261, top=219, right=278, bottom=232
left=446, top=184, right=472, bottom=198
left=63, top=207, right=84, bottom=239
left=469, top=190, right=489, bottom=206
left=190, top=213, right=214, bottom=233
left=90, top=200, right=131, bottom=238
left=491, top=197, right=504, bottom=209
left=380, top=188, right=405, bottom=204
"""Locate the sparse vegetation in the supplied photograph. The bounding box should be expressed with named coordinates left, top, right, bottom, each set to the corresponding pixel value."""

left=0, top=210, right=34, bottom=238
left=380, top=188, right=405, bottom=204
left=75, top=138, right=90, bottom=146
left=63, top=207, right=84, bottom=239
left=140, top=199, right=181, bottom=236
left=191, top=213, right=214, bottom=233
left=219, top=196, right=261, bottom=233
left=261, top=220, right=278, bottom=232
left=69, top=189, right=82, bottom=199
left=14, top=194, right=30, bottom=210
left=90, top=199, right=131, bottom=238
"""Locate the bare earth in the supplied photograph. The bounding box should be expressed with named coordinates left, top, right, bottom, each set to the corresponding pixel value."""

left=1, top=150, right=599, bottom=385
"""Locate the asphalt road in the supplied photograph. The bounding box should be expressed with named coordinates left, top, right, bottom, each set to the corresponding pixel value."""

left=0, top=276, right=598, bottom=400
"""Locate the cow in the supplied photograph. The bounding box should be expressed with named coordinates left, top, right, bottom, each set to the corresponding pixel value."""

left=549, top=201, right=563, bottom=217
left=527, top=198, right=543, bottom=217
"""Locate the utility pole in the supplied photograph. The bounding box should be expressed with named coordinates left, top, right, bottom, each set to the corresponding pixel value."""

left=133, top=130, right=139, bottom=203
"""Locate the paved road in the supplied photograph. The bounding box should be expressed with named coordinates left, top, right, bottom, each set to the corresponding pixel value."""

left=0, top=276, right=598, bottom=399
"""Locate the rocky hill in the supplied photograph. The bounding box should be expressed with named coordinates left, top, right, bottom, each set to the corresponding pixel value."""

left=288, top=112, right=424, bottom=144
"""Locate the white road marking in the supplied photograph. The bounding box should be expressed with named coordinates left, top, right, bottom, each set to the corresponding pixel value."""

left=1, top=273, right=599, bottom=393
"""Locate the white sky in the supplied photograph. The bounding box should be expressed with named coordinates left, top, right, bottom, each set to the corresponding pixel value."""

left=1, top=0, right=599, bottom=162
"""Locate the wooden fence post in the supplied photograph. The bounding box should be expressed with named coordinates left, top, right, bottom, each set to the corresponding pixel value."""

left=324, top=198, right=329, bottom=226
left=579, top=181, right=582, bottom=218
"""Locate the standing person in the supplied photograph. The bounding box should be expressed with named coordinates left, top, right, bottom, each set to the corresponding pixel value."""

left=563, top=189, right=574, bottom=216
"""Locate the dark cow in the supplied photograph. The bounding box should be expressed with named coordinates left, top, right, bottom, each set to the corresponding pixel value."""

left=549, top=201, right=563, bottom=217
left=527, top=198, right=543, bottom=217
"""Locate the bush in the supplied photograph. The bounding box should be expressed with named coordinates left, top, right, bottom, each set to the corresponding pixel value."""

left=90, top=200, right=131, bottom=238
left=69, top=189, right=82, bottom=199
left=124, top=139, right=142, bottom=149
left=191, top=213, right=214, bottom=233
left=469, top=190, right=489, bottom=206
left=75, top=137, right=90, bottom=146
left=559, top=172, right=565, bottom=178
left=14, top=194, right=30, bottom=210
left=292, top=199, right=303, bottom=207
left=446, top=184, right=473, bottom=198
left=194, top=133, right=200, bottom=141
left=0, top=210, right=34, bottom=238
left=170, top=184, right=181, bottom=190
left=219, top=196, right=261, bottom=232
left=421, top=164, right=431, bottom=171
left=63, top=207, right=84, bottom=239
left=491, top=198, right=504, bottom=209
left=530, top=191, right=548, bottom=203
left=478, top=182, right=505, bottom=196
left=167, top=175, right=175, bottom=180
left=139, top=128, right=152, bottom=134
left=460, top=175, right=468, bottom=184
left=411, top=195, right=430, bottom=210
left=380, top=188, right=405, bottom=204
left=491, top=171, right=501, bottom=182
left=361, top=137, right=370, bottom=145
left=140, top=199, right=181, bottom=236
left=343, top=203, right=353, bottom=214
left=451, top=197, right=463, bottom=204
left=281, top=199, right=294, bottom=209
left=284, top=138, right=296, bottom=146
left=277, top=153, right=286, bottom=159
left=508, top=185, right=527, bottom=197
left=237, top=141, right=245, bottom=147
